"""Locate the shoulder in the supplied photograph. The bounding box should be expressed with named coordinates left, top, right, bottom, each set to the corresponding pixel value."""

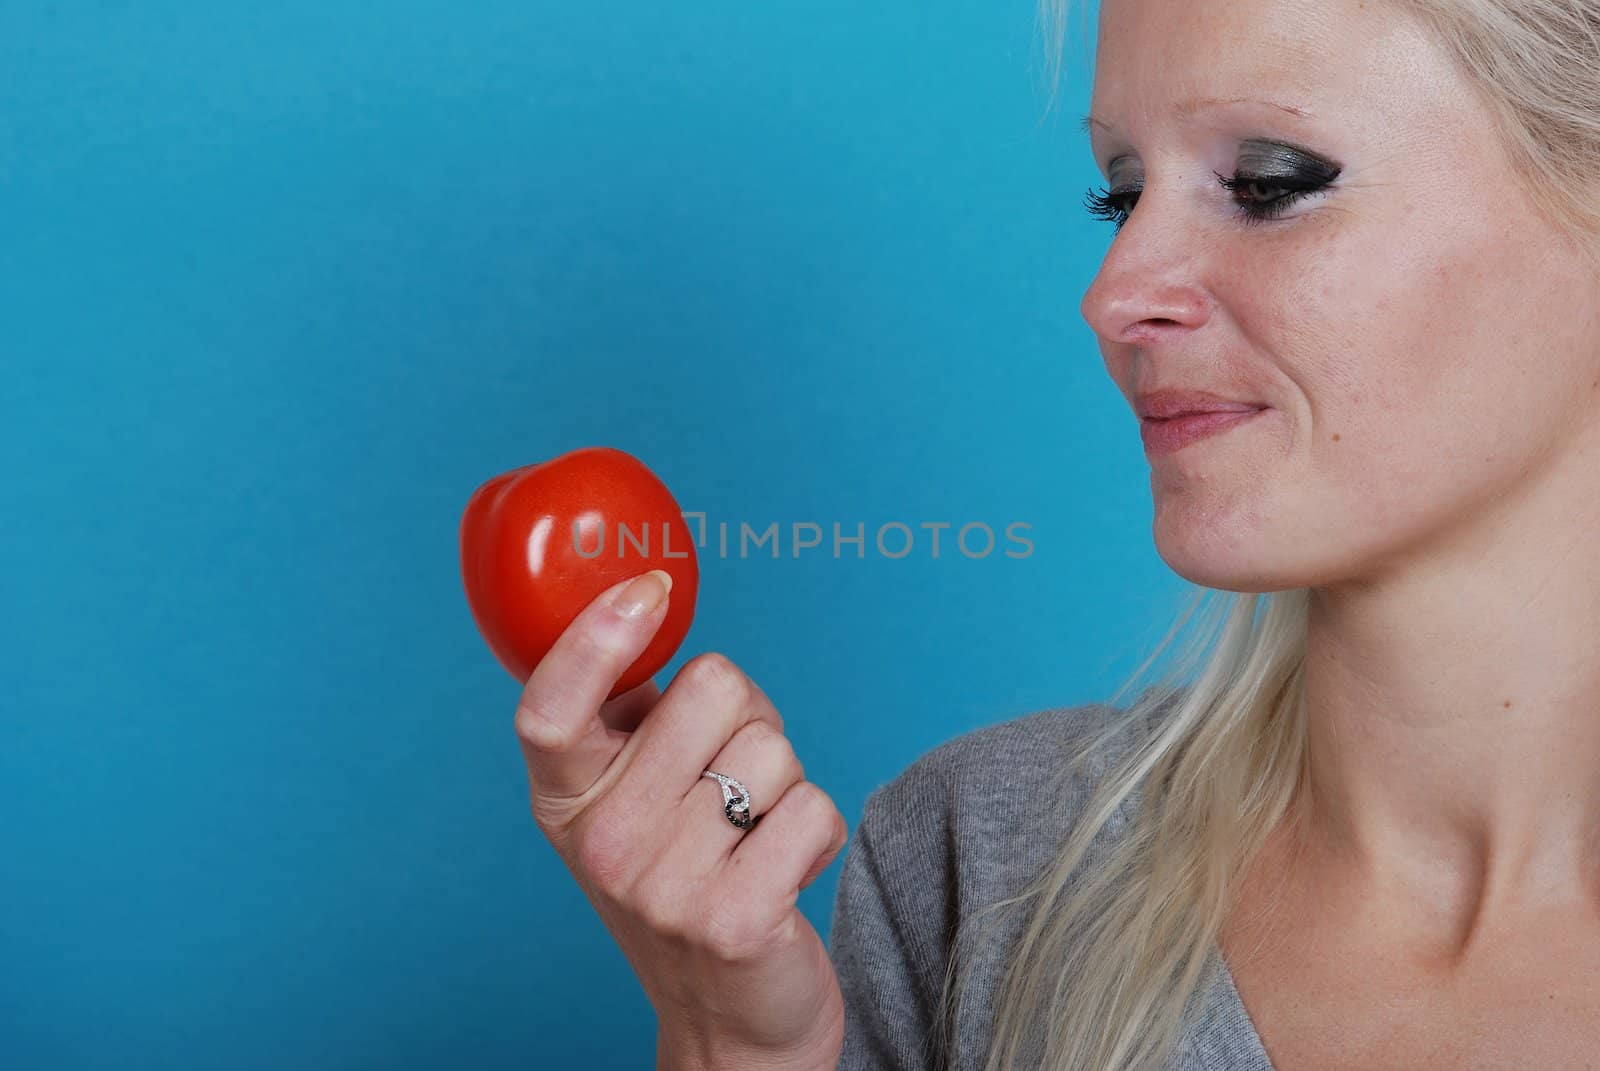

left=860, top=696, right=1166, bottom=851
left=847, top=692, right=1180, bottom=922
left=829, top=694, right=1180, bottom=1069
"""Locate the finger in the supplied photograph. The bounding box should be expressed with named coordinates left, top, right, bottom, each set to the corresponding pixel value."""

left=726, top=781, right=848, bottom=907
left=604, top=651, right=783, bottom=820
left=798, top=808, right=850, bottom=890
left=514, top=569, right=673, bottom=807
left=665, top=716, right=805, bottom=876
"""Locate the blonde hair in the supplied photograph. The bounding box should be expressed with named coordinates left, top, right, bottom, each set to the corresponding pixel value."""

left=928, top=3, right=1600, bottom=1069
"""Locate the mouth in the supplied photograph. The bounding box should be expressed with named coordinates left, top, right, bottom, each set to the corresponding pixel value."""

left=1145, top=404, right=1261, bottom=419
left=1139, top=406, right=1269, bottom=454
left=1133, top=388, right=1268, bottom=422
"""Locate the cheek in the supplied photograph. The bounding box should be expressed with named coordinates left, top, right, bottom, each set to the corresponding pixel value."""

left=1230, top=210, right=1552, bottom=522
left=1229, top=234, right=1434, bottom=463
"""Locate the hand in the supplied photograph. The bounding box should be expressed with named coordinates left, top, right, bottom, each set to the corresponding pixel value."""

left=515, top=569, right=850, bottom=1070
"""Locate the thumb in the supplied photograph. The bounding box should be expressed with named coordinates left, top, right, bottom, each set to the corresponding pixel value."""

left=514, top=569, right=673, bottom=808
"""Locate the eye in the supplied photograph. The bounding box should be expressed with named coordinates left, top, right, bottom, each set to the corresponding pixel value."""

left=1081, top=184, right=1140, bottom=230
left=1082, top=170, right=1333, bottom=232
left=1213, top=171, right=1323, bottom=226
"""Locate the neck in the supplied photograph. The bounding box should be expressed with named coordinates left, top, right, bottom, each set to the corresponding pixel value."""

left=1296, top=421, right=1600, bottom=951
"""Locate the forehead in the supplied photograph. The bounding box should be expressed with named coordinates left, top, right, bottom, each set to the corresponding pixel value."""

left=1088, top=0, right=1452, bottom=146
left=1086, top=0, right=1390, bottom=123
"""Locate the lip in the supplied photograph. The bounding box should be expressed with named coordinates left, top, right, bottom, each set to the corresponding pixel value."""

left=1134, top=388, right=1266, bottom=420
left=1139, top=407, right=1268, bottom=454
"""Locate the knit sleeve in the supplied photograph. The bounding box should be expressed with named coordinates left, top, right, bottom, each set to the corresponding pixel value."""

left=823, top=701, right=1135, bottom=1070
left=827, top=783, right=951, bottom=1071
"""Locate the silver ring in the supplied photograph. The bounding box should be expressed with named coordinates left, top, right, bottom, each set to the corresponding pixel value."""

left=701, top=769, right=755, bottom=830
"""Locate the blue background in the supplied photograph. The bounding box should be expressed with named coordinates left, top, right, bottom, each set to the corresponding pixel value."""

left=4, top=1, right=1191, bottom=1067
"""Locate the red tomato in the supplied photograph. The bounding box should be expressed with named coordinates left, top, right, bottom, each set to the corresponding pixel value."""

left=460, top=446, right=699, bottom=699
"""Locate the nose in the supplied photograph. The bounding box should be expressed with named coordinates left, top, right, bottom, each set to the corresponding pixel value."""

left=1078, top=204, right=1214, bottom=346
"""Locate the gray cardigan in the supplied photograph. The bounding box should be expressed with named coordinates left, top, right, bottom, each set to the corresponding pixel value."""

left=826, top=700, right=1276, bottom=1070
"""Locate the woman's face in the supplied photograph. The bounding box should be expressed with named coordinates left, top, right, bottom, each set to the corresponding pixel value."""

left=1078, top=0, right=1600, bottom=593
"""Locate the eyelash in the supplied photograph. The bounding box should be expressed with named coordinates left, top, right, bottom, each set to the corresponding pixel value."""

left=1082, top=170, right=1326, bottom=231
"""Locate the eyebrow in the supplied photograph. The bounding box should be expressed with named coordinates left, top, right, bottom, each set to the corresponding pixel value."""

left=1080, top=96, right=1314, bottom=134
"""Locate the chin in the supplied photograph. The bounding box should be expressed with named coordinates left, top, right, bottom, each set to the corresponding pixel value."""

left=1149, top=496, right=1307, bottom=593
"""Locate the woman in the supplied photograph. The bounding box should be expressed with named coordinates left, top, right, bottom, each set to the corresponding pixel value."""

left=516, top=0, right=1600, bottom=1068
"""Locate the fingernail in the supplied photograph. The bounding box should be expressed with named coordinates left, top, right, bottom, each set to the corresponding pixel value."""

left=611, top=569, right=672, bottom=619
